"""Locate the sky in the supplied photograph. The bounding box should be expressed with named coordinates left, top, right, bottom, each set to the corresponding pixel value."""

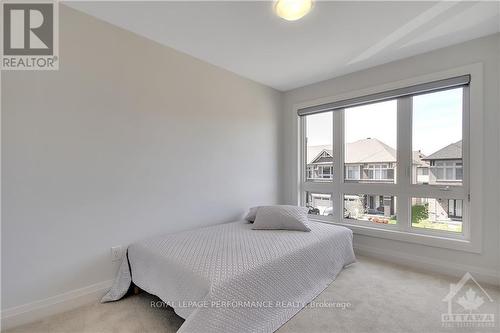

left=306, top=88, right=462, bottom=156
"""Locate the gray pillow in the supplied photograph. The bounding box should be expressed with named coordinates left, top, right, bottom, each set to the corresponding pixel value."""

left=252, top=205, right=311, bottom=231
left=244, top=206, right=260, bottom=222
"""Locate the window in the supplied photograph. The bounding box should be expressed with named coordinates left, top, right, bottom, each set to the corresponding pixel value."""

left=298, top=75, right=471, bottom=244
left=416, top=167, right=429, bottom=184
left=412, top=88, right=463, bottom=185
left=305, top=112, right=332, bottom=182
left=344, top=194, right=397, bottom=224
left=417, top=168, right=429, bottom=175
left=307, top=163, right=333, bottom=180
left=345, top=165, right=360, bottom=180
left=431, top=161, right=463, bottom=181
left=411, top=198, right=463, bottom=233
left=366, top=164, right=394, bottom=180
left=448, top=199, right=463, bottom=218
left=344, top=100, right=397, bottom=184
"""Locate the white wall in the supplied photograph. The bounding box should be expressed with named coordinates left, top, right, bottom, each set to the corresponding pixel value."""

left=282, top=34, right=500, bottom=283
left=1, top=4, right=282, bottom=320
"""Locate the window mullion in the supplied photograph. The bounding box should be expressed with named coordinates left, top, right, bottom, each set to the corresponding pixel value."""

left=397, top=97, right=412, bottom=232
left=299, top=116, right=306, bottom=205
left=333, top=110, right=344, bottom=223
left=462, top=85, right=471, bottom=240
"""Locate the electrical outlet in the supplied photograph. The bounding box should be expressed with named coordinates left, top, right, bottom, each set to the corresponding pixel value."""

left=111, top=246, right=123, bottom=262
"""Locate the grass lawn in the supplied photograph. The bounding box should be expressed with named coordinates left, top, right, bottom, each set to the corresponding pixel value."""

left=412, top=220, right=462, bottom=233
left=375, top=218, right=462, bottom=233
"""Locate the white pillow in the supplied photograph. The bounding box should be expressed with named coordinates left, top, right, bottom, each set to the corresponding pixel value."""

left=251, top=205, right=311, bottom=231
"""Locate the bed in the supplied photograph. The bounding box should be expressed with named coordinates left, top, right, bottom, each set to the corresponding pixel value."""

left=102, top=220, right=355, bottom=333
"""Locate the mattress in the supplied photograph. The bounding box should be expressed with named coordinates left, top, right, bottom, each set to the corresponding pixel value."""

left=102, top=220, right=355, bottom=333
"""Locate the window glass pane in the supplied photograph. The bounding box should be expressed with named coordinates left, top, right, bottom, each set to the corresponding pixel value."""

left=412, top=88, right=463, bottom=185
left=344, top=194, right=397, bottom=224
left=306, top=192, right=333, bottom=216
left=448, top=199, right=455, bottom=216
left=455, top=200, right=463, bottom=216
left=417, top=167, right=429, bottom=176
left=305, top=112, right=332, bottom=182
left=344, top=100, right=397, bottom=183
left=411, top=198, right=463, bottom=233
left=445, top=168, right=454, bottom=180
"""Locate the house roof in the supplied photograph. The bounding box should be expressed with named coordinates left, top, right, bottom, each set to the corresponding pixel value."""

left=307, top=146, right=333, bottom=164
left=307, top=138, right=427, bottom=165
left=345, top=138, right=396, bottom=164
left=412, top=151, right=427, bottom=166
left=424, top=141, right=462, bottom=160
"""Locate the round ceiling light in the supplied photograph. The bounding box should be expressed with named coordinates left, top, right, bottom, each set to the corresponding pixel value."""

left=275, top=0, right=313, bottom=21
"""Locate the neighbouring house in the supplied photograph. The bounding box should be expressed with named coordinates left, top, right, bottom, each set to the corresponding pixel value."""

left=306, top=138, right=464, bottom=222
left=306, top=138, right=428, bottom=183
left=306, top=138, right=429, bottom=217
left=417, top=140, right=464, bottom=222
left=422, top=140, right=463, bottom=185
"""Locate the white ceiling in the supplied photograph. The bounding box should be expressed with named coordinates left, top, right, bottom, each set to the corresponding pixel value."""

left=65, top=1, right=500, bottom=91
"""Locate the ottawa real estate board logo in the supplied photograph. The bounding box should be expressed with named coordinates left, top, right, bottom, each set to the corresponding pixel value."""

left=442, top=272, right=495, bottom=329
left=1, top=0, right=58, bottom=70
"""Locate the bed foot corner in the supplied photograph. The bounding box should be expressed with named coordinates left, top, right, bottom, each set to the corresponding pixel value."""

left=133, top=285, right=142, bottom=295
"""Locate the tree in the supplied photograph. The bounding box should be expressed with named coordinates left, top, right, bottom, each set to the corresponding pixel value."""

left=412, top=204, right=428, bottom=224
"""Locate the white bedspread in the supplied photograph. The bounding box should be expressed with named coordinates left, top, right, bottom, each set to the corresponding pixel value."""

left=102, top=220, right=355, bottom=333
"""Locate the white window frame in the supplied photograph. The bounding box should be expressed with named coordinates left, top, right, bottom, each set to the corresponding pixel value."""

left=296, top=64, right=483, bottom=253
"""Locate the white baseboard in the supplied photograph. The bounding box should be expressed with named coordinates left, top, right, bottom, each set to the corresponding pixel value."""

left=354, top=243, right=500, bottom=287
left=1, top=279, right=113, bottom=331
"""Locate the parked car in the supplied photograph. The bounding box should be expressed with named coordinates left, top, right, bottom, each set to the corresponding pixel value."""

left=323, top=207, right=349, bottom=218
left=306, top=205, right=320, bottom=215
left=323, top=207, right=333, bottom=216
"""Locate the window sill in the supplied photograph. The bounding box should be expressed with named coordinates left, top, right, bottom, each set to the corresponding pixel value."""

left=309, top=217, right=480, bottom=253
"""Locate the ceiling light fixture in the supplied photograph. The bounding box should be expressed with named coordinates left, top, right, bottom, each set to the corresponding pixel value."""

left=275, top=0, right=313, bottom=21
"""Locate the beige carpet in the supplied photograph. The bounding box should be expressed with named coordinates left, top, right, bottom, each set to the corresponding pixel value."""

left=4, top=256, right=499, bottom=333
